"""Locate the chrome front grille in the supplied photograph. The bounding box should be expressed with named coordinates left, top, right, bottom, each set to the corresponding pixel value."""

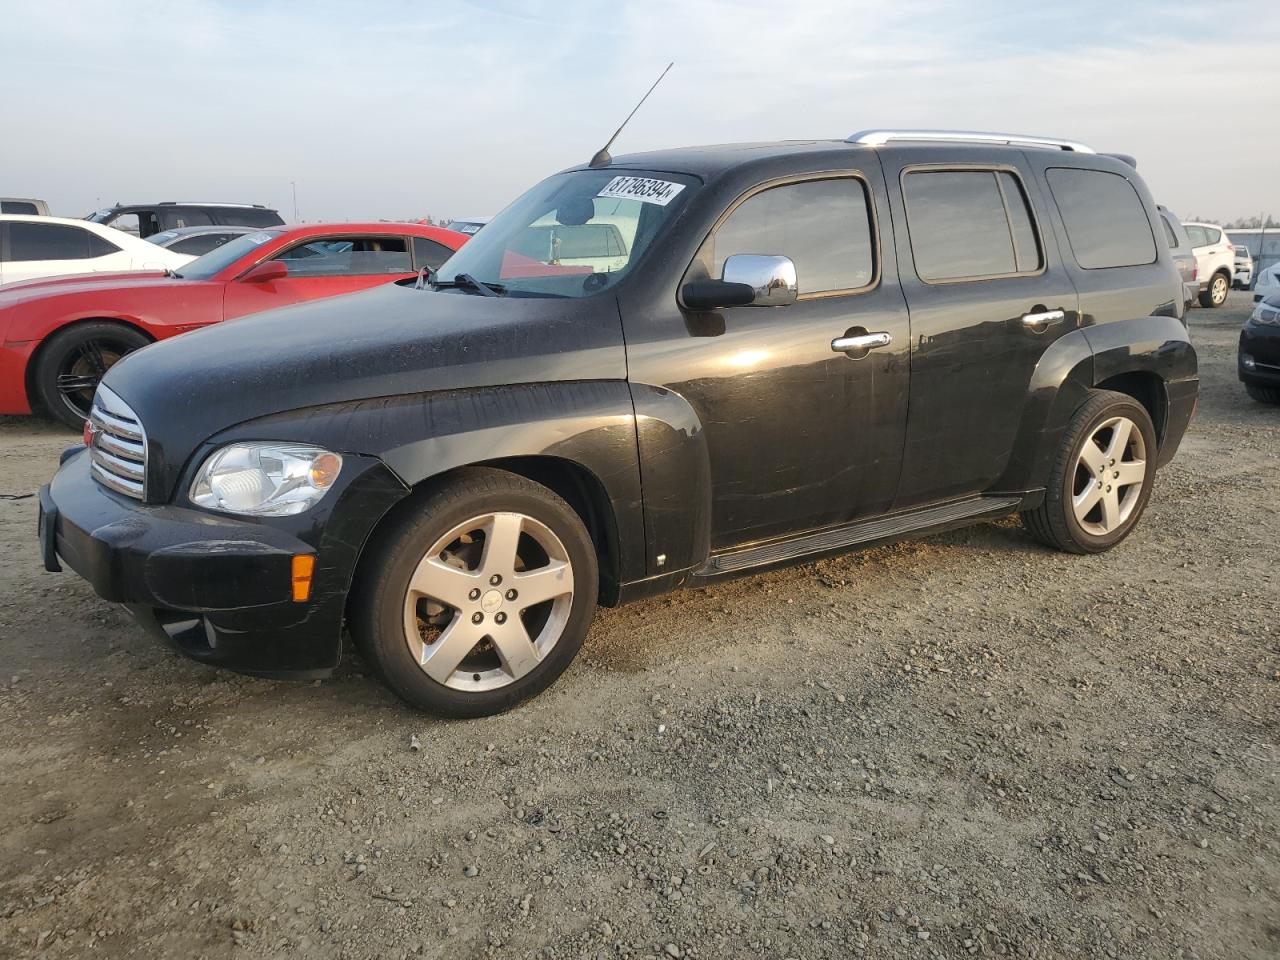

left=88, top=386, right=147, bottom=500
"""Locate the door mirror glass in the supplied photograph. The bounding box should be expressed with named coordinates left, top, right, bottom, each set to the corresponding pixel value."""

left=682, top=254, right=797, bottom=310
left=240, top=260, right=289, bottom=283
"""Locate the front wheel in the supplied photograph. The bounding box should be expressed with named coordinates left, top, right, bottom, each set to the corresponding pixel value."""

left=350, top=468, right=599, bottom=717
left=1198, top=272, right=1230, bottom=308
left=1246, top=383, right=1280, bottom=404
left=32, top=322, right=151, bottom=428
left=1021, top=390, right=1157, bottom=554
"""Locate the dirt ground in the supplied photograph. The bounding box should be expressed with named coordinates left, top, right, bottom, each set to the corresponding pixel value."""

left=0, top=293, right=1276, bottom=960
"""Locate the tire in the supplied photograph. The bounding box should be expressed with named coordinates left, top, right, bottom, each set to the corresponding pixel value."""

left=1246, top=383, right=1280, bottom=405
left=1020, top=390, right=1158, bottom=555
left=1198, top=271, right=1230, bottom=308
left=32, top=322, right=151, bottom=429
left=350, top=468, right=599, bottom=718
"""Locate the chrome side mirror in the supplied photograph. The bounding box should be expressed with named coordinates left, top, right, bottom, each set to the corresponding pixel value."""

left=681, top=254, right=798, bottom=311
left=722, top=255, right=797, bottom=307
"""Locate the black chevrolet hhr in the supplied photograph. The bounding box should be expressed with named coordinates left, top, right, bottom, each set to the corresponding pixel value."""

left=40, top=130, right=1198, bottom=717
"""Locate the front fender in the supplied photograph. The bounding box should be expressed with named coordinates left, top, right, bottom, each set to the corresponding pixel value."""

left=207, top=381, right=648, bottom=585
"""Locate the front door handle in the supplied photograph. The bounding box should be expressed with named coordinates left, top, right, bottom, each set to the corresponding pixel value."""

left=1021, top=308, right=1066, bottom=332
left=831, top=331, right=892, bottom=354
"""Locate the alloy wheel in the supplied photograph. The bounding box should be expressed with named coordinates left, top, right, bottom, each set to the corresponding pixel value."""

left=402, top=512, right=574, bottom=691
left=1211, top=275, right=1228, bottom=305
left=1071, top=415, right=1147, bottom=536
left=55, top=339, right=126, bottom=420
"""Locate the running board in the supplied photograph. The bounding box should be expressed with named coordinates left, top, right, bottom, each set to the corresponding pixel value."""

left=696, top=496, right=1022, bottom=576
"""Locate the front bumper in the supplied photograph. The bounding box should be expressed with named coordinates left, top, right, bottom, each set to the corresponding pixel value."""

left=1239, top=323, right=1280, bottom=387
left=40, top=449, right=408, bottom=679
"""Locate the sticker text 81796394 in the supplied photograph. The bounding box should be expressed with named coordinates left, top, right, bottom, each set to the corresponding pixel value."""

left=596, top=176, right=685, bottom=206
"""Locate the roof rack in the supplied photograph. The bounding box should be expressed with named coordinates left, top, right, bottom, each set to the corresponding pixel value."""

left=848, top=129, right=1095, bottom=154
left=158, top=201, right=268, bottom=208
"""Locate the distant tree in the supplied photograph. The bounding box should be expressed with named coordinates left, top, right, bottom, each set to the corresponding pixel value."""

left=1224, top=214, right=1279, bottom=229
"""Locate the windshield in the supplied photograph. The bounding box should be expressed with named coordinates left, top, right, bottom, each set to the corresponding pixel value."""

left=432, top=170, right=696, bottom=298
left=177, top=230, right=283, bottom=279
left=86, top=208, right=113, bottom=223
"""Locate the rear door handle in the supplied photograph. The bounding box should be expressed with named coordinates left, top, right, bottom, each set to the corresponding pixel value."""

left=831, top=331, right=892, bottom=353
left=1021, top=309, right=1066, bottom=332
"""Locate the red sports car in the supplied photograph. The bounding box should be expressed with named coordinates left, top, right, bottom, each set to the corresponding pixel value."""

left=0, top=222, right=467, bottom=426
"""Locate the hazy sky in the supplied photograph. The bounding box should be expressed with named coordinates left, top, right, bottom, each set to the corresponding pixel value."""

left=4, top=1, right=1277, bottom=223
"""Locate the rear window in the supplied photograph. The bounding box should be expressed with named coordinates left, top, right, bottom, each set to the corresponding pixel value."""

left=1, top=200, right=39, bottom=215
left=1046, top=168, right=1156, bottom=269
left=903, top=169, right=1043, bottom=282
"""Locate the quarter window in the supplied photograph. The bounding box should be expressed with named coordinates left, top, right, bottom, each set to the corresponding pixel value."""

left=1046, top=168, right=1156, bottom=269
left=7, top=223, right=119, bottom=261
left=271, top=236, right=412, bottom=276
left=903, top=170, right=1042, bottom=282
left=711, top=178, right=876, bottom=294
left=1184, top=225, right=1208, bottom=247
left=413, top=237, right=455, bottom=271
left=1160, top=214, right=1180, bottom=249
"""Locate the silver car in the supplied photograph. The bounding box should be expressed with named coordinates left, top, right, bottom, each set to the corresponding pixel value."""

left=145, top=225, right=257, bottom=257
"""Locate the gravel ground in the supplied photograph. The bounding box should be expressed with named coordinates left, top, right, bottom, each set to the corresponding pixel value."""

left=0, top=293, right=1276, bottom=959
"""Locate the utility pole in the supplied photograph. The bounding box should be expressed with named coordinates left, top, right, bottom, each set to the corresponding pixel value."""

left=291, top=181, right=299, bottom=222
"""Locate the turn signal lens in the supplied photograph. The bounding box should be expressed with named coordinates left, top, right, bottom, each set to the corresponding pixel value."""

left=308, top=452, right=342, bottom=489
left=291, top=554, right=316, bottom=602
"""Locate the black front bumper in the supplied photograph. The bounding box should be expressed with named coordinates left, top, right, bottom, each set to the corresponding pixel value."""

left=41, top=450, right=408, bottom=679
left=1239, top=323, right=1280, bottom=387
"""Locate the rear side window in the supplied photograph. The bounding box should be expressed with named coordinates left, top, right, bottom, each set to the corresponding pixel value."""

left=1046, top=168, right=1156, bottom=269
left=1160, top=215, right=1180, bottom=249
left=227, top=208, right=286, bottom=227
left=413, top=237, right=455, bottom=271
left=903, top=169, right=1042, bottom=282
left=7, top=222, right=119, bottom=261
left=1184, top=225, right=1208, bottom=247
left=711, top=177, right=876, bottom=294
left=160, top=209, right=214, bottom=230
left=1204, top=226, right=1222, bottom=244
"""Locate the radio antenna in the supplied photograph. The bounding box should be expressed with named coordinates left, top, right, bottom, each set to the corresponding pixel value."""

left=589, top=62, right=674, bottom=168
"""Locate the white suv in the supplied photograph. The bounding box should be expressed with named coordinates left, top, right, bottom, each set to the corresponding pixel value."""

left=1183, top=221, right=1235, bottom=308
left=0, top=215, right=193, bottom=286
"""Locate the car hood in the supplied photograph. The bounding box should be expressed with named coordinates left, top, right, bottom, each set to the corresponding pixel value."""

left=101, top=281, right=627, bottom=493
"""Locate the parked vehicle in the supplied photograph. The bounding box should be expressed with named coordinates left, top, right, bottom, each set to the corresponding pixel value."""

left=1253, top=261, right=1280, bottom=302
left=1157, top=205, right=1197, bottom=310
left=38, top=129, right=1197, bottom=717
left=1, top=215, right=193, bottom=286
left=1, top=223, right=467, bottom=427
left=146, top=225, right=257, bottom=257
left=1182, top=221, right=1235, bottom=307
left=1, top=197, right=50, bottom=216
left=1226, top=229, right=1280, bottom=295
left=86, top=202, right=284, bottom=239
left=443, top=218, right=490, bottom=236
left=1234, top=247, right=1254, bottom=289
left=1239, top=292, right=1280, bottom=404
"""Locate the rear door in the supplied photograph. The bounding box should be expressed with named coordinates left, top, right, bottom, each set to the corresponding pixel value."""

left=879, top=147, right=1081, bottom=508
left=223, top=233, right=416, bottom=320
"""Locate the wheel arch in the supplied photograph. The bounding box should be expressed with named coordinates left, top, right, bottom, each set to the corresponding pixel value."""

left=24, top=316, right=155, bottom=412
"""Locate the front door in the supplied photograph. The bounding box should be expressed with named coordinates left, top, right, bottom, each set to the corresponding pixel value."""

left=879, top=151, right=1081, bottom=509
left=625, top=170, right=911, bottom=551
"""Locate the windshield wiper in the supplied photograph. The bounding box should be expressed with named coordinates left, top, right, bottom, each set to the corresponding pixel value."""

left=431, top=273, right=505, bottom=297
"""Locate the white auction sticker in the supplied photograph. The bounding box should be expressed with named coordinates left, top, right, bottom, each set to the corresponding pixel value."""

left=597, top=176, right=685, bottom=206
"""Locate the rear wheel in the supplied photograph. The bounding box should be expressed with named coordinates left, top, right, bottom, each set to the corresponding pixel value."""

left=1198, top=271, right=1230, bottom=308
left=1021, top=390, right=1157, bottom=554
left=350, top=468, right=598, bottom=717
left=32, top=322, right=151, bottom=428
left=1246, top=383, right=1280, bottom=404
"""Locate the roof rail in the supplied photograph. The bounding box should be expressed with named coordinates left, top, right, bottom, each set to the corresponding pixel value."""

left=848, top=129, right=1095, bottom=154
left=158, top=201, right=267, bottom=208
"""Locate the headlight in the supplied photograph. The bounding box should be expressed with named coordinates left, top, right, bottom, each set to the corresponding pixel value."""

left=189, top=443, right=342, bottom=516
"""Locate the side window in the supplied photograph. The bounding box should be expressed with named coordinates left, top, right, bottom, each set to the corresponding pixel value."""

left=271, top=236, right=412, bottom=276
left=1203, top=227, right=1222, bottom=244
left=1160, top=215, right=1179, bottom=249
left=109, top=213, right=142, bottom=237
left=85, top=232, right=119, bottom=257
left=1046, top=168, right=1157, bottom=269
left=903, top=169, right=1042, bottom=282
left=413, top=237, right=455, bottom=270
left=711, top=178, right=876, bottom=294
left=1184, top=225, right=1208, bottom=247
left=1, top=200, right=39, bottom=215
left=160, top=209, right=213, bottom=230
left=8, top=223, right=113, bottom=261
